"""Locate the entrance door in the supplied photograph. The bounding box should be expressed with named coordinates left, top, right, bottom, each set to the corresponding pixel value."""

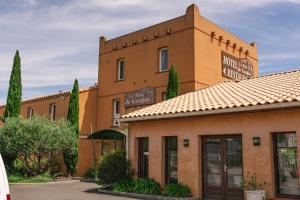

left=203, top=135, right=244, bottom=200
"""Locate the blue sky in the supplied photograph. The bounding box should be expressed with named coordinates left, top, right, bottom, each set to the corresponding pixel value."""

left=0, top=0, right=300, bottom=104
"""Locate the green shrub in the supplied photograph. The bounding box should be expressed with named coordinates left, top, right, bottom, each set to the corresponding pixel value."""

left=131, top=178, right=161, bottom=195
left=112, top=179, right=134, bottom=193
left=163, top=183, right=192, bottom=197
left=112, top=178, right=161, bottom=195
left=97, top=148, right=131, bottom=185
left=84, top=167, right=97, bottom=179
left=0, top=116, right=76, bottom=176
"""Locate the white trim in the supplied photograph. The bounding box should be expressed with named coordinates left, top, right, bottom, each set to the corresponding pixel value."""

left=159, top=47, right=168, bottom=72
left=120, top=101, right=300, bottom=122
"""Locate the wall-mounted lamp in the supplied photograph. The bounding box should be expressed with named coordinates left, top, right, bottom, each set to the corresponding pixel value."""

left=183, top=139, right=189, bottom=147
left=253, top=137, right=261, bottom=146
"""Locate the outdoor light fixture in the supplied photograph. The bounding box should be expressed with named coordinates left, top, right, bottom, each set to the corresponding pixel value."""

left=183, top=139, right=189, bottom=147
left=253, top=137, right=261, bottom=146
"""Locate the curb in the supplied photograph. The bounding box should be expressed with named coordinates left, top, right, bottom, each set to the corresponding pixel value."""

left=9, top=179, right=80, bottom=185
left=97, top=189, right=201, bottom=200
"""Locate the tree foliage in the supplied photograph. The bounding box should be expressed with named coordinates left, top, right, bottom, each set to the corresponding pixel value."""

left=0, top=116, right=76, bottom=176
left=63, top=79, right=80, bottom=176
left=166, top=65, right=179, bottom=100
left=3, top=50, right=22, bottom=121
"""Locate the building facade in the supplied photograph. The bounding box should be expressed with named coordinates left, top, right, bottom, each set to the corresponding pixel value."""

left=0, top=4, right=260, bottom=179
left=122, top=70, right=300, bottom=199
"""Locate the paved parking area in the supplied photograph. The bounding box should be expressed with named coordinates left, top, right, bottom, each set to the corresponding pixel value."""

left=10, top=181, right=135, bottom=200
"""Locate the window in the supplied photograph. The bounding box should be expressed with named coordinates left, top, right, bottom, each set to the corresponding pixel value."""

left=49, top=103, right=56, bottom=122
left=274, top=133, right=300, bottom=197
left=162, top=92, right=167, bottom=101
left=27, top=107, right=33, bottom=119
left=165, top=136, right=178, bottom=184
left=117, top=59, right=125, bottom=80
left=159, top=48, right=168, bottom=72
left=138, top=137, right=149, bottom=178
left=113, top=99, right=120, bottom=126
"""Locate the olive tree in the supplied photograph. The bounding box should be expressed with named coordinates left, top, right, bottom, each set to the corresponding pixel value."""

left=0, top=116, right=76, bottom=176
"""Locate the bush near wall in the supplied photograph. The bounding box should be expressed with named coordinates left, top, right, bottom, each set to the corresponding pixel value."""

left=97, top=148, right=132, bottom=185
left=163, top=183, right=192, bottom=197
left=113, top=178, right=161, bottom=195
left=112, top=179, right=192, bottom=197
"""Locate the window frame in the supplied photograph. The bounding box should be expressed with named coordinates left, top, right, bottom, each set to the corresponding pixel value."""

left=117, top=58, right=125, bottom=81
left=273, top=131, right=300, bottom=199
left=159, top=47, right=168, bottom=72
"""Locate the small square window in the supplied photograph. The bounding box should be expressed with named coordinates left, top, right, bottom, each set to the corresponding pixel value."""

left=159, top=48, right=168, bottom=72
left=117, top=59, right=125, bottom=80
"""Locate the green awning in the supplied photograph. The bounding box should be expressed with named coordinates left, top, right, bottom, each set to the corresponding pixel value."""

left=87, top=129, right=125, bottom=140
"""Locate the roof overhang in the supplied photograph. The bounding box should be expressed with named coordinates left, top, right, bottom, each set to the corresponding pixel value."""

left=87, top=128, right=125, bottom=140
left=120, top=101, right=300, bottom=123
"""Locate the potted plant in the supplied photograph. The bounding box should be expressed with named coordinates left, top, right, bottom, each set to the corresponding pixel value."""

left=243, top=172, right=266, bottom=200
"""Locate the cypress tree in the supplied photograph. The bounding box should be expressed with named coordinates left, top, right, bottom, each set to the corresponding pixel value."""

left=166, top=65, right=180, bottom=100
left=63, top=79, right=80, bottom=176
left=1, top=50, right=22, bottom=170
left=3, top=50, right=22, bottom=121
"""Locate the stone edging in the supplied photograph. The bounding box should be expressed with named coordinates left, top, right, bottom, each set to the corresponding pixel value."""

left=97, top=188, right=201, bottom=200
left=9, top=179, right=80, bottom=185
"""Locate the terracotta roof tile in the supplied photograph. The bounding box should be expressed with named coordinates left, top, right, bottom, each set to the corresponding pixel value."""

left=122, top=70, right=300, bottom=121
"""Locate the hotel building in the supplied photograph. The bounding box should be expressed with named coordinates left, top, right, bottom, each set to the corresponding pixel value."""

left=1, top=4, right=299, bottom=199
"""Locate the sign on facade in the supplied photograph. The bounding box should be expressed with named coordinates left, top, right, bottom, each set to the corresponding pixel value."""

left=125, top=87, right=155, bottom=108
left=221, top=51, right=254, bottom=80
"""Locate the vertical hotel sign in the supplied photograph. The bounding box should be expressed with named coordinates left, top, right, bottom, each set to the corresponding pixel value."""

left=221, top=51, right=254, bottom=80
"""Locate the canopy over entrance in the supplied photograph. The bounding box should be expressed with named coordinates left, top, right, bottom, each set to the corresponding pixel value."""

left=87, top=128, right=125, bottom=140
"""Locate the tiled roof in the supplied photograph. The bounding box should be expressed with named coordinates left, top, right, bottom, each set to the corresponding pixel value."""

left=0, top=85, right=98, bottom=108
left=122, top=70, right=300, bottom=121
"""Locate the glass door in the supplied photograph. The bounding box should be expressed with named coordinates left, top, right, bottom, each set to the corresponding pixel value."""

left=165, top=136, right=178, bottom=184
left=203, top=135, right=244, bottom=200
left=274, top=133, right=300, bottom=198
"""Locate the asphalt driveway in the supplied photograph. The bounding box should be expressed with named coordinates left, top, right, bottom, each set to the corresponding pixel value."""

left=10, top=181, right=135, bottom=200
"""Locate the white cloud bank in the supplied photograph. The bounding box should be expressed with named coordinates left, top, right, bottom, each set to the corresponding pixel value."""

left=0, top=0, right=299, bottom=104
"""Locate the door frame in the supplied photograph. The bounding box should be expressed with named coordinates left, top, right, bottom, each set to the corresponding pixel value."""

left=202, top=134, right=244, bottom=200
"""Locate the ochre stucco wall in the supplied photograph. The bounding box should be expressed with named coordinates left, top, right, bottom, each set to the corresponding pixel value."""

left=127, top=109, right=300, bottom=199
left=96, top=4, right=258, bottom=130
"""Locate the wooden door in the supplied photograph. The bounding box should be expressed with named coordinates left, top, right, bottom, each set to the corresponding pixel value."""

left=203, top=135, right=244, bottom=200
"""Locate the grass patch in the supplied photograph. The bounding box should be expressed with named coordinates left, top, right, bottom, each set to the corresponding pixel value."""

left=8, top=173, right=53, bottom=183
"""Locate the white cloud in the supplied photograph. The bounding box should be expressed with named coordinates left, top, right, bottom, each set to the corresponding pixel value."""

left=0, top=0, right=299, bottom=104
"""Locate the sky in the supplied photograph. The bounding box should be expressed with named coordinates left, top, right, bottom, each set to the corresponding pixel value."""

left=0, top=0, right=300, bottom=104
